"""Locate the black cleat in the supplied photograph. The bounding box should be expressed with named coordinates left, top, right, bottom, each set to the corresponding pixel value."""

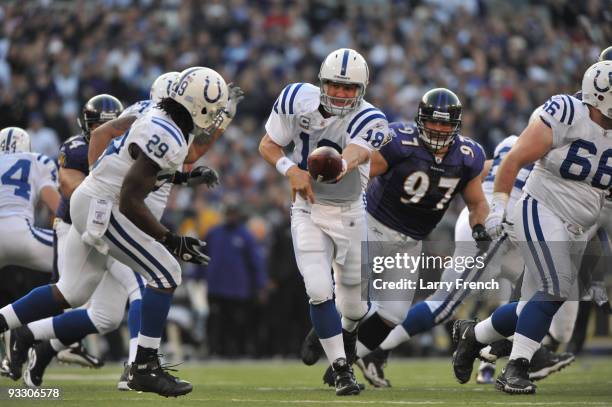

left=56, top=342, right=104, bottom=368
left=355, top=347, right=391, bottom=388
left=528, top=347, right=575, bottom=381
left=495, top=358, right=536, bottom=394
left=23, top=341, right=57, bottom=388
left=2, top=328, right=34, bottom=380
left=332, top=358, right=360, bottom=396
left=323, top=364, right=365, bottom=390
left=301, top=328, right=323, bottom=366
left=479, top=339, right=513, bottom=363
left=117, top=362, right=131, bottom=391
left=127, top=357, right=192, bottom=397
left=452, top=320, right=485, bottom=384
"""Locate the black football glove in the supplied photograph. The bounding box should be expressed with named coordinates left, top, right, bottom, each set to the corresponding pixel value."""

left=173, top=166, right=219, bottom=188
left=160, top=232, right=210, bottom=265
left=472, top=224, right=492, bottom=252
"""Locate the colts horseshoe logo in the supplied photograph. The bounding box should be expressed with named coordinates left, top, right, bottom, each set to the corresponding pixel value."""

left=593, top=69, right=612, bottom=93
left=204, top=78, right=222, bottom=103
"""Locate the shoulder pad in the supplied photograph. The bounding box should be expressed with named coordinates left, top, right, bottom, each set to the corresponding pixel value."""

left=541, top=94, right=586, bottom=126
left=493, top=135, right=518, bottom=156
left=145, top=110, right=187, bottom=148
left=346, top=102, right=387, bottom=140
left=273, top=83, right=319, bottom=115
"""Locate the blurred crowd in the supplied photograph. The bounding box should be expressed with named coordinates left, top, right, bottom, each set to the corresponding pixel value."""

left=0, top=0, right=610, bottom=359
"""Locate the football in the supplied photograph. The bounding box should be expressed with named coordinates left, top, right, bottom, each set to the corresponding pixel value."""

left=307, top=146, right=343, bottom=183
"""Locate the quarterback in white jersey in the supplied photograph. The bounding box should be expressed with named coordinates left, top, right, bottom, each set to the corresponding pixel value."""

left=259, top=48, right=389, bottom=396
left=452, top=61, right=612, bottom=395
left=0, top=127, right=59, bottom=271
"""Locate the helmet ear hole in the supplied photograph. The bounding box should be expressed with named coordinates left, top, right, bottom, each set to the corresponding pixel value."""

left=201, top=107, right=207, bottom=115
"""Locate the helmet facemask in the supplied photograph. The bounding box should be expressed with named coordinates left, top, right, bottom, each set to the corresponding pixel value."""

left=416, top=114, right=461, bottom=152
left=319, top=80, right=365, bottom=116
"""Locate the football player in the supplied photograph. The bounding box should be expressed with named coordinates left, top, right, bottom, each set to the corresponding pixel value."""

left=452, top=60, right=612, bottom=394
left=0, top=127, right=59, bottom=271
left=0, top=66, right=240, bottom=397
left=333, top=88, right=491, bottom=387
left=259, top=48, right=389, bottom=396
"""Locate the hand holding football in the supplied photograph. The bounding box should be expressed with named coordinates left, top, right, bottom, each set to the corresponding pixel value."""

left=307, top=146, right=343, bottom=183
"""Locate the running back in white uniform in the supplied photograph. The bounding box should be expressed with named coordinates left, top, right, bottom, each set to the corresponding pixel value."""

left=0, top=152, right=58, bottom=270
left=265, top=82, right=388, bottom=323
left=57, top=106, right=191, bottom=307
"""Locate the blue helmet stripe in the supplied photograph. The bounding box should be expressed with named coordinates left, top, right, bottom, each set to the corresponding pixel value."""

left=288, top=83, right=304, bottom=114
left=176, top=67, right=202, bottom=92
left=340, top=49, right=350, bottom=76
left=5, top=128, right=13, bottom=152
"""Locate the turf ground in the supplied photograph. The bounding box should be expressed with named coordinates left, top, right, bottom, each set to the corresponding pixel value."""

left=1, top=357, right=611, bottom=407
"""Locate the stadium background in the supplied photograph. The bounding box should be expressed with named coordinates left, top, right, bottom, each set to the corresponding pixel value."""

left=0, top=0, right=610, bottom=363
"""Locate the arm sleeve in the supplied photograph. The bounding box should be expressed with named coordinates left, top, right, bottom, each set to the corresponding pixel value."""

left=347, top=114, right=390, bottom=152
left=467, top=142, right=486, bottom=181
left=35, top=157, right=59, bottom=191
left=264, top=108, right=294, bottom=147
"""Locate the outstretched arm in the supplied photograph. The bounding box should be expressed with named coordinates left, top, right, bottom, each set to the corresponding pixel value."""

left=88, top=115, right=137, bottom=167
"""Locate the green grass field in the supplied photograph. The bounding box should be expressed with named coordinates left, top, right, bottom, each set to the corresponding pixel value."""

left=2, top=357, right=612, bottom=406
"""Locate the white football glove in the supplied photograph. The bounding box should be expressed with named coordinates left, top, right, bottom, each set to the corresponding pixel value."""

left=485, top=193, right=509, bottom=239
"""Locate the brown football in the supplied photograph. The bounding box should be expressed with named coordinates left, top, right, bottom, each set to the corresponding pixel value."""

left=307, top=146, right=343, bottom=183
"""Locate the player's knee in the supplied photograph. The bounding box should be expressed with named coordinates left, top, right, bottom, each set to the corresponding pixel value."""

left=54, top=283, right=88, bottom=309
left=305, top=281, right=334, bottom=304
left=337, top=298, right=369, bottom=322
left=87, top=307, right=122, bottom=334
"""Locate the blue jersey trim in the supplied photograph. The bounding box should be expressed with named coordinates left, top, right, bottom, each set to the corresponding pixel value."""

left=151, top=117, right=183, bottom=146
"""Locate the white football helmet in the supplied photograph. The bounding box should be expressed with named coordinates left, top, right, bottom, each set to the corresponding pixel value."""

left=0, top=127, right=31, bottom=153
left=318, top=48, right=369, bottom=116
left=169, top=67, right=229, bottom=130
left=150, top=71, right=179, bottom=103
left=582, top=60, right=612, bottom=119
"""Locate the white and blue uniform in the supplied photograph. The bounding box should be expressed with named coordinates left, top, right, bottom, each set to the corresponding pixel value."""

left=265, top=82, right=389, bottom=321
left=56, top=106, right=190, bottom=307
left=0, top=152, right=57, bottom=271
left=513, top=94, right=612, bottom=301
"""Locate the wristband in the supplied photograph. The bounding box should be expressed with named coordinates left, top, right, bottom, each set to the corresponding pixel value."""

left=491, top=192, right=509, bottom=209
left=275, top=157, right=297, bottom=176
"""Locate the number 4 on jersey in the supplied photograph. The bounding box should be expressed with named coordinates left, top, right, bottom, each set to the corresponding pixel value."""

left=1, top=159, right=31, bottom=200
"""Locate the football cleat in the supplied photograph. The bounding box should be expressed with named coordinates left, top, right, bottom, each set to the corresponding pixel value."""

left=332, top=358, right=361, bottom=396
left=528, top=347, right=575, bottom=381
left=57, top=342, right=104, bottom=368
left=300, top=328, right=323, bottom=366
left=2, top=328, right=34, bottom=380
left=355, top=347, right=391, bottom=388
left=23, top=341, right=56, bottom=388
left=117, top=362, right=132, bottom=391
left=476, top=362, right=496, bottom=384
left=451, top=320, right=485, bottom=384
left=323, top=364, right=365, bottom=390
left=127, top=358, right=193, bottom=398
left=479, top=339, right=513, bottom=363
left=495, top=358, right=537, bottom=394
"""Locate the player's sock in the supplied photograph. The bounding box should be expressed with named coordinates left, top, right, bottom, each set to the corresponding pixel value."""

left=474, top=318, right=505, bottom=344
left=127, top=299, right=142, bottom=364
left=135, top=288, right=173, bottom=365
left=52, top=309, right=98, bottom=345
left=401, top=302, right=436, bottom=336
left=490, top=301, right=519, bottom=337
left=310, top=300, right=344, bottom=364
left=356, top=312, right=392, bottom=355
left=511, top=292, right=563, bottom=361
left=2, top=285, right=64, bottom=328
left=380, top=325, right=410, bottom=351
left=50, top=339, right=67, bottom=352
left=27, top=318, right=56, bottom=341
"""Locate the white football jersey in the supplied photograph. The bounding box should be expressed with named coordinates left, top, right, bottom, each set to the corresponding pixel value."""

left=81, top=106, right=189, bottom=220
left=265, top=82, right=389, bottom=205
left=525, top=94, right=612, bottom=228
left=118, top=100, right=173, bottom=220
left=0, top=152, right=58, bottom=221
left=482, top=135, right=534, bottom=208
